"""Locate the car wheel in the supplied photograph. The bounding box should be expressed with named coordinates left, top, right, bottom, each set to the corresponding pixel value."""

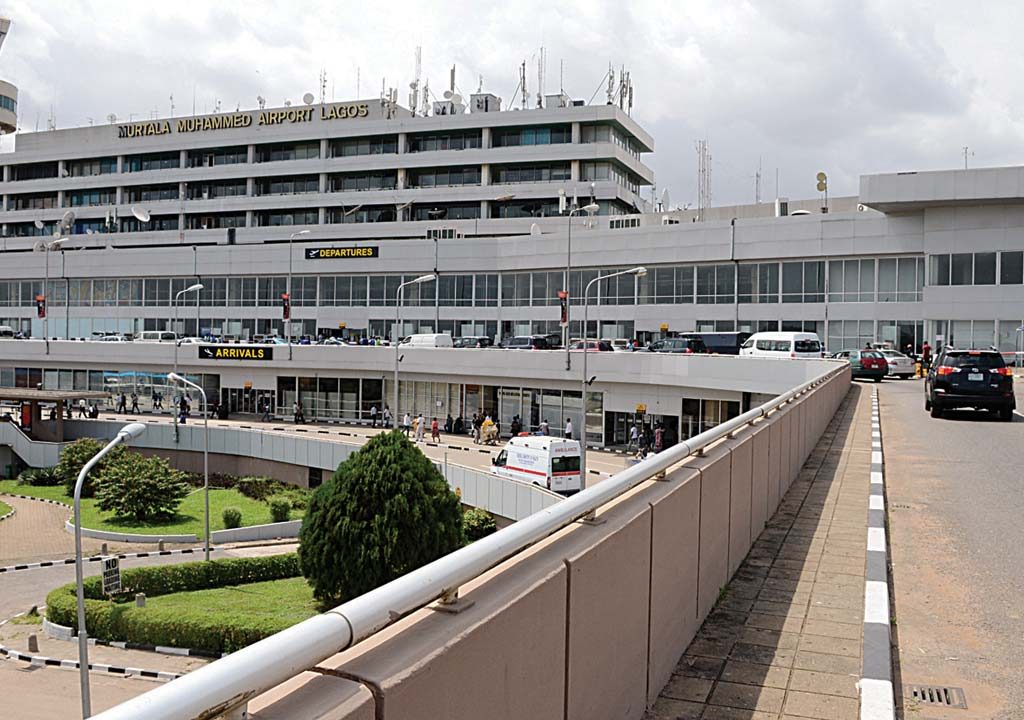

left=930, top=402, right=943, bottom=419
left=874, top=377, right=883, bottom=383
left=999, top=406, right=1013, bottom=422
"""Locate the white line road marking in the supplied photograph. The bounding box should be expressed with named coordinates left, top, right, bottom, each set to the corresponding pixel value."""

left=860, top=678, right=896, bottom=720
left=870, top=471, right=883, bottom=485
left=871, top=450, right=883, bottom=465
left=869, top=495, right=885, bottom=511
left=867, top=527, right=887, bottom=552
left=864, top=581, right=890, bottom=625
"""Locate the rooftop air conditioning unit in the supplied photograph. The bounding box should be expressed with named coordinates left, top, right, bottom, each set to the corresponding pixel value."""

left=774, top=197, right=789, bottom=217
left=544, top=93, right=570, bottom=109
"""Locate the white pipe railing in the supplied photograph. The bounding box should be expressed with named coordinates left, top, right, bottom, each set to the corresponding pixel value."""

left=91, top=362, right=846, bottom=720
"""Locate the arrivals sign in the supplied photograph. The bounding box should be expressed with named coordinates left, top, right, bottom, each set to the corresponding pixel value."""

left=305, top=246, right=379, bottom=260
left=118, top=102, right=374, bottom=139
left=199, top=345, right=274, bottom=361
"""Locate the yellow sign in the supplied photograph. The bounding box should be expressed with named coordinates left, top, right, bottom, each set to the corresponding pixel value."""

left=199, top=346, right=272, bottom=360
left=659, top=323, right=669, bottom=331
left=338, top=322, right=347, bottom=329
left=305, top=246, right=379, bottom=260
left=243, top=381, right=253, bottom=390
left=636, top=403, right=647, bottom=415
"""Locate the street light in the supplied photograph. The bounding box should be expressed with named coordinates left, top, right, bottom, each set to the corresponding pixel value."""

left=564, top=202, right=600, bottom=371
left=393, top=274, right=436, bottom=425
left=39, top=236, right=66, bottom=354
left=74, top=422, right=146, bottom=719
left=169, top=372, right=210, bottom=561
left=172, top=283, right=204, bottom=374
left=580, top=266, right=646, bottom=487
left=287, top=229, right=311, bottom=360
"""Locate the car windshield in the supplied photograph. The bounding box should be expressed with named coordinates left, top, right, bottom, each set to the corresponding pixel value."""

left=944, top=352, right=1005, bottom=369
left=794, top=340, right=821, bottom=353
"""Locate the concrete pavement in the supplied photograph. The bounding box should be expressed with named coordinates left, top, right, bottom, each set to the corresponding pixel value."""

left=647, top=383, right=876, bottom=719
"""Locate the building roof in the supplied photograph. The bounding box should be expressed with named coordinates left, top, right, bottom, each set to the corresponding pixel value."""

left=0, top=388, right=109, bottom=402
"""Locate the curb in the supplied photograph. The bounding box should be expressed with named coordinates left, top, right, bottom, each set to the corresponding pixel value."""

left=1, top=492, right=70, bottom=508
left=0, top=506, right=14, bottom=522
left=0, top=546, right=208, bottom=574
left=43, top=617, right=224, bottom=660
left=859, top=387, right=896, bottom=719
left=0, top=613, right=181, bottom=682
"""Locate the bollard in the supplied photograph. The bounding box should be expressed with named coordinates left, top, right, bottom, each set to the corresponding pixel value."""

left=101, top=542, right=108, bottom=556
left=27, top=634, right=38, bottom=653
left=135, top=593, right=146, bottom=608
left=158, top=539, right=164, bottom=552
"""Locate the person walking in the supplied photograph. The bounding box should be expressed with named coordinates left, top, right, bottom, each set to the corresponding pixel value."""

left=414, top=413, right=425, bottom=442
left=130, top=392, right=140, bottom=414
left=179, top=395, right=189, bottom=425
left=920, top=340, right=932, bottom=376
left=117, top=393, right=127, bottom=414
left=382, top=406, right=392, bottom=429
left=444, top=413, right=453, bottom=434
left=260, top=398, right=272, bottom=422
left=431, top=416, right=440, bottom=443
left=293, top=399, right=305, bottom=424
left=403, top=412, right=412, bottom=437
left=539, top=418, right=550, bottom=436
left=564, top=417, right=573, bottom=440
left=370, top=404, right=379, bottom=428
left=78, top=397, right=87, bottom=418
left=472, top=413, right=483, bottom=444
left=654, top=423, right=665, bottom=454
left=628, top=422, right=639, bottom=452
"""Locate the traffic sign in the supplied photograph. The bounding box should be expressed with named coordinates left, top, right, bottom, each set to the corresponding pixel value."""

left=102, top=557, right=121, bottom=595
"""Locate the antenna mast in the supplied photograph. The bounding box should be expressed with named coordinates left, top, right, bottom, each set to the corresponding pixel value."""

left=520, top=60, right=528, bottom=110
left=409, top=46, right=422, bottom=116
left=605, top=63, right=615, bottom=105
left=696, top=139, right=711, bottom=222
left=755, top=156, right=762, bottom=203
left=319, top=68, right=328, bottom=104
left=536, top=46, right=545, bottom=108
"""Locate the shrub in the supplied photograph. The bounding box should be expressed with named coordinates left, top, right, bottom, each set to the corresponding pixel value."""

left=462, top=507, right=497, bottom=543
left=299, top=430, right=464, bottom=606
left=45, top=554, right=302, bottom=653
left=269, top=497, right=291, bottom=523
left=236, top=476, right=279, bottom=501
left=17, top=466, right=63, bottom=487
left=57, top=438, right=127, bottom=498
left=94, top=453, right=190, bottom=521
left=222, top=507, right=242, bottom=529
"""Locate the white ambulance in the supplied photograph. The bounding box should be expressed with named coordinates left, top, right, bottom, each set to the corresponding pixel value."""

left=491, top=435, right=582, bottom=495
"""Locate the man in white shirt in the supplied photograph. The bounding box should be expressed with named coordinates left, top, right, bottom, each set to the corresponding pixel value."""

left=403, top=412, right=412, bottom=436
left=564, top=418, right=573, bottom=440
left=629, top=423, right=639, bottom=452
left=370, top=405, right=378, bottom=428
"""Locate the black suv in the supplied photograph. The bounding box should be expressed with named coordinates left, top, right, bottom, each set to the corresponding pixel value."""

left=500, top=335, right=550, bottom=350
left=643, top=337, right=708, bottom=354
left=925, top=348, right=1015, bottom=421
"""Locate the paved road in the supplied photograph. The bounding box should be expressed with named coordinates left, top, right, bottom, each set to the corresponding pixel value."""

left=881, top=378, right=1024, bottom=718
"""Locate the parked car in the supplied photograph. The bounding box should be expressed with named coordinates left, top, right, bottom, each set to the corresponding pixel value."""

left=740, top=332, right=823, bottom=358
left=500, top=335, right=551, bottom=350
left=135, top=330, right=177, bottom=343
left=399, top=333, right=454, bottom=348
left=924, top=347, right=1015, bottom=421
left=681, top=331, right=752, bottom=355
left=643, top=337, right=707, bottom=354
left=878, top=349, right=915, bottom=379
left=831, top=349, right=888, bottom=382
left=453, top=335, right=494, bottom=348
left=569, top=340, right=614, bottom=352
left=603, top=338, right=633, bottom=352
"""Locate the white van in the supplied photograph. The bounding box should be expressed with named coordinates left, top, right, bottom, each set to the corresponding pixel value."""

left=136, top=330, right=177, bottom=343
left=400, top=333, right=454, bottom=348
left=0, top=325, right=16, bottom=339
left=740, top=332, right=823, bottom=359
left=492, top=435, right=582, bottom=495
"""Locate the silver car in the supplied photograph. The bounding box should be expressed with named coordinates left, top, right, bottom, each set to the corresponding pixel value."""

left=879, top=350, right=916, bottom=379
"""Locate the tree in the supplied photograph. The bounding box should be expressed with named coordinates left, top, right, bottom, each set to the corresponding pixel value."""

left=462, top=507, right=497, bottom=543
left=94, top=452, right=191, bottom=522
left=298, top=431, right=464, bottom=606
left=57, top=438, right=127, bottom=498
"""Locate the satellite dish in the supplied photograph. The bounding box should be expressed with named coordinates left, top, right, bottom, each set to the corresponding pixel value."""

left=131, top=205, right=151, bottom=223
left=451, top=94, right=463, bottom=105
left=816, top=172, right=827, bottom=182
left=33, top=219, right=44, bottom=229
left=284, top=100, right=292, bottom=107
left=443, top=90, right=453, bottom=100
left=61, top=210, right=75, bottom=227
left=530, top=223, right=541, bottom=236
left=106, top=113, right=117, bottom=124
left=302, top=92, right=314, bottom=105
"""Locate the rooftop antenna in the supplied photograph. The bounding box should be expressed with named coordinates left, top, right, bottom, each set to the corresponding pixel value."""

left=421, top=78, right=431, bottom=116
left=214, top=98, right=221, bottom=113
left=106, top=113, right=117, bottom=124
left=257, top=95, right=266, bottom=109
left=356, top=66, right=361, bottom=98
left=606, top=63, right=615, bottom=105
left=560, top=59, right=564, bottom=94
left=169, top=94, right=175, bottom=117
left=520, top=60, right=528, bottom=110
left=536, top=46, right=545, bottom=108
left=319, top=67, right=328, bottom=104
left=755, top=156, right=762, bottom=203
left=449, top=64, right=456, bottom=95
left=962, top=145, right=973, bottom=169
left=408, top=46, right=422, bottom=116
left=696, top=139, right=711, bottom=222
left=477, top=74, right=483, bottom=93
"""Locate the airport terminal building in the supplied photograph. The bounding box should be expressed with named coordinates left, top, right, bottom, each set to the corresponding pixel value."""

left=0, top=95, right=1023, bottom=359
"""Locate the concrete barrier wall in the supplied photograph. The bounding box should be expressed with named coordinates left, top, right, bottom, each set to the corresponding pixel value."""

left=211, top=520, right=302, bottom=544
left=248, top=368, right=851, bottom=720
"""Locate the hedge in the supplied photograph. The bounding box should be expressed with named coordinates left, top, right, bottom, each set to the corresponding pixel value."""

left=46, top=554, right=301, bottom=653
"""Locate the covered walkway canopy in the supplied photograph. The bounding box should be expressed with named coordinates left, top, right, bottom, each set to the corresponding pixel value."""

left=0, top=388, right=110, bottom=442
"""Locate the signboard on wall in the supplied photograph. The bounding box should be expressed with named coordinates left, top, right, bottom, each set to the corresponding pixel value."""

left=304, top=246, right=379, bottom=260
left=199, top=346, right=274, bottom=361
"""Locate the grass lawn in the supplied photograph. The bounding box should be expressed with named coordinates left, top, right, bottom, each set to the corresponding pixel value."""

left=0, top=499, right=10, bottom=517
left=0, top=480, right=303, bottom=537
left=144, top=576, right=317, bottom=628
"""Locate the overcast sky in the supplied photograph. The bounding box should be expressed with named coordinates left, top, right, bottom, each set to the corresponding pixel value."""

left=2, top=0, right=1023, bottom=207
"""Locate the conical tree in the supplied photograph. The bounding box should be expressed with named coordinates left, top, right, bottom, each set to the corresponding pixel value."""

left=298, top=430, right=464, bottom=606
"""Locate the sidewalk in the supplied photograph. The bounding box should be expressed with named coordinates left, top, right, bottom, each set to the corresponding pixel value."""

left=647, top=383, right=875, bottom=719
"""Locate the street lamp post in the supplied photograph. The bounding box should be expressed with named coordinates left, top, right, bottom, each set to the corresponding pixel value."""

left=393, top=274, right=437, bottom=426
left=41, top=237, right=66, bottom=354
left=74, top=422, right=146, bottom=719
left=580, top=266, right=646, bottom=487
left=169, top=372, right=210, bottom=561
left=172, top=283, right=204, bottom=375
left=287, top=229, right=311, bottom=360
left=564, top=203, right=600, bottom=371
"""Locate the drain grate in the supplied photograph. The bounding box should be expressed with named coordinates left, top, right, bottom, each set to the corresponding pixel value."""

left=905, top=684, right=968, bottom=709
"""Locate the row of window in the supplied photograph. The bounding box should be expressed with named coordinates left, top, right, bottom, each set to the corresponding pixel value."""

left=0, top=258, right=928, bottom=310
left=5, top=123, right=640, bottom=181
left=929, top=251, right=1024, bottom=286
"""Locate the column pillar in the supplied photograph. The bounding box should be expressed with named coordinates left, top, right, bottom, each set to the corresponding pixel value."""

left=571, top=121, right=581, bottom=144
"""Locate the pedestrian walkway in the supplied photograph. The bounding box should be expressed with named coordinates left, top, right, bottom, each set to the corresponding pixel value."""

left=647, top=383, right=875, bottom=719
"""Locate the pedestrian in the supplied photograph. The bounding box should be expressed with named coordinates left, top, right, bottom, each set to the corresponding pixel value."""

left=564, top=417, right=573, bottom=440
left=920, top=340, right=932, bottom=375
left=179, top=395, right=189, bottom=425
left=414, top=413, right=426, bottom=442
left=66, top=403, right=73, bottom=420
left=370, top=404, right=378, bottom=428
left=654, top=424, right=665, bottom=453
left=511, top=415, right=522, bottom=436
left=539, top=418, right=550, bottom=436
left=472, top=413, right=483, bottom=443
left=89, top=403, right=99, bottom=419
left=78, top=398, right=87, bottom=418
left=638, top=429, right=650, bottom=456
left=863, top=341, right=873, bottom=350
left=153, top=391, right=163, bottom=411
left=629, top=422, right=639, bottom=452
left=49, top=407, right=56, bottom=421
left=403, top=412, right=412, bottom=436
left=431, top=416, right=440, bottom=443
left=382, top=406, right=392, bottom=429
left=444, top=413, right=453, bottom=433
left=130, top=392, right=140, bottom=414
left=117, top=393, right=127, bottom=413
left=293, top=399, right=304, bottom=424
left=454, top=415, right=464, bottom=434
left=260, top=398, right=272, bottom=422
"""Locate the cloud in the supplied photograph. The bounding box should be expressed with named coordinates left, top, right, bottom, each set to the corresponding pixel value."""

left=1, top=0, right=1022, bottom=206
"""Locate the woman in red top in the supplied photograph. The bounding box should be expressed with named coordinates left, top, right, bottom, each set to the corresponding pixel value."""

left=431, top=417, right=440, bottom=443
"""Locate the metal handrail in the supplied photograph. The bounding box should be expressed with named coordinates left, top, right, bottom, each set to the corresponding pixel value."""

left=92, top=363, right=846, bottom=720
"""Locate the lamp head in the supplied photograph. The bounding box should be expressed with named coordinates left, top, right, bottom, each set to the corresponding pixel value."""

left=117, top=423, right=147, bottom=441
left=582, top=203, right=600, bottom=214
left=632, top=266, right=648, bottom=277
left=49, top=237, right=67, bottom=249
left=291, top=229, right=311, bottom=238
left=413, top=273, right=437, bottom=284
left=167, top=372, right=184, bottom=384
left=185, top=283, right=204, bottom=293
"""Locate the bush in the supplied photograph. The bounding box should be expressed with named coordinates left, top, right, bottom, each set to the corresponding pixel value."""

left=236, top=476, right=279, bottom=501
left=299, top=430, right=464, bottom=606
left=463, top=507, right=497, bottom=543
left=222, top=507, right=242, bottom=529
left=269, top=497, right=291, bottom=523
left=57, top=438, right=127, bottom=498
left=94, top=453, right=190, bottom=521
left=45, top=554, right=302, bottom=653
left=17, top=467, right=63, bottom=487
